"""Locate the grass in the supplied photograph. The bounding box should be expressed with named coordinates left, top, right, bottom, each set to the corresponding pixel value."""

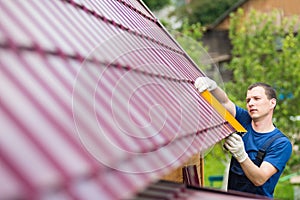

left=274, top=180, right=294, bottom=200
left=203, top=142, right=294, bottom=199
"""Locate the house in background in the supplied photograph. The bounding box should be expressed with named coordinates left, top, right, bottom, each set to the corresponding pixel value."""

left=202, top=0, right=300, bottom=82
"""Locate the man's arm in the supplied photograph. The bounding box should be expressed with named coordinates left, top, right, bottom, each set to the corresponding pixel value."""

left=225, top=133, right=277, bottom=186
left=240, top=159, right=277, bottom=186
left=194, top=77, right=236, bottom=116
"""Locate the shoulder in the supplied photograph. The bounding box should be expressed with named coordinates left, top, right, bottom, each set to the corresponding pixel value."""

left=235, top=105, right=251, bottom=127
left=235, top=105, right=246, bottom=114
left=264, top=131, right=292, bottom=171
left=266, top=131, right=292, bottom=159
left=272, top=133, right=292, bottom=151
left=272, top=129, right=292, bottom=146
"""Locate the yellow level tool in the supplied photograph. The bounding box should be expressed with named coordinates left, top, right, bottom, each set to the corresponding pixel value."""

left=200, top=90, right=246, bottom=133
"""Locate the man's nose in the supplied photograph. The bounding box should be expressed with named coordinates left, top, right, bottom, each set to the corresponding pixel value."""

left=248, top=99, right=254, bottom=106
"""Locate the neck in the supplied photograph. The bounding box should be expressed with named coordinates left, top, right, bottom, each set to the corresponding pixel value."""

left=252, top=118, right=275, bottom=133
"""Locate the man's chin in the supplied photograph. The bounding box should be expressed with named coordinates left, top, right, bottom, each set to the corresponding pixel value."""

left=250, top=114, right=259, bottom=120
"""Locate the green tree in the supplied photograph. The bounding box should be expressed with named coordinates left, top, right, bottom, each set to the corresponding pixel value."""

left=169, top=19, right=218, bottom=76
left=170, top=0, right=239, bottom=26
left=171, top=19, right=205, bottom=65
left=143, top=0, right=171, bottom=11
left=226, top=8, right=300, bottom=175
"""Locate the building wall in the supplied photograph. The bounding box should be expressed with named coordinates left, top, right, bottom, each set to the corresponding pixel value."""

left=201, top=0, right=300, bottom=83
left=201, top=30, right=233, bottom=82
left=161, top=153, right=202, bottom=185
left=216, top=0, right=300, bottom=30
left=202, top=30, right=232, bottom=56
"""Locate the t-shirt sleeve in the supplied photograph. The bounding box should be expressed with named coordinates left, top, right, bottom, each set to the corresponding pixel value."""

left=235, top=105, right=252, bottom=128
left=264, top=137, right=292, bottom=171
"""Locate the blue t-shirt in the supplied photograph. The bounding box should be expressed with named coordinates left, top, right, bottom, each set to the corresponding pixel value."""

left=229, top=106, right=292, bottom=197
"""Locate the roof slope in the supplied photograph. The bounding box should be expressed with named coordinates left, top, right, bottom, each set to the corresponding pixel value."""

left=0, top=0, right=239, bottom=199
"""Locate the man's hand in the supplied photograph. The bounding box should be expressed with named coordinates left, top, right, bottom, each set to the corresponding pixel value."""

left=194, top=77, right=217, bottom=93
left=224, top=133, right=248, bottom=163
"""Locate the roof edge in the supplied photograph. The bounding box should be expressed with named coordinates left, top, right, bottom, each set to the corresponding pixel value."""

left=207, top=0, right=248, bottom=30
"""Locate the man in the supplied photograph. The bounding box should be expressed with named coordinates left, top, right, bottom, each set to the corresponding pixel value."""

left=194, top=77, right=292, bottom=198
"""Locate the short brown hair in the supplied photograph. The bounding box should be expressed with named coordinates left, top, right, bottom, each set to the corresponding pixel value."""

left=248, top=82, right=277, bottom=100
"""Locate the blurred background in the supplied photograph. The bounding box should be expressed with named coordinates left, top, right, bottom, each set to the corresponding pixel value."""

left=143, top=0, right=300, bottom=199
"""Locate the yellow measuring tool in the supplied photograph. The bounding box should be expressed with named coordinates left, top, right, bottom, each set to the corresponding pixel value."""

left=200, top=90, right=246, bottom=133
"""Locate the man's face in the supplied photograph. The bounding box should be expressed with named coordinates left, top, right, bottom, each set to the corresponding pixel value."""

left=246, top=86, right=275, bottom=120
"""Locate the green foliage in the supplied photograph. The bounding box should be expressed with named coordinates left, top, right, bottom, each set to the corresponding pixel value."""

left=170, top=0, right=239, bottom=25
left=179, top=19, right=205, bottom=40
left=170, top=19, right=209, bottom=70
left=226, top=8, right=300, bottom=175
left=204, top=143, right=228, bottom=188
left=226, top=9, right=300, bottom=138
left=274, top=180, right=294, bottom=200
left=143, top=0, right=171, bottom=11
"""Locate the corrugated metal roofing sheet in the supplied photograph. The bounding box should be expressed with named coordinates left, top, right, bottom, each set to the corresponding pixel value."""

left=0, top=0, right=239, bottom=199
left=130, top=180, right=269, bottom=200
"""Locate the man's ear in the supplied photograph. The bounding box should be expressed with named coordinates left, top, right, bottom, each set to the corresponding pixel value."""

left=270, top=98, right=276, bottom=109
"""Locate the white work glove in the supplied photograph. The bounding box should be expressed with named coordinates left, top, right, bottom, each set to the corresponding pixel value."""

left=224, top=133, right=248, bottom=163
left=194, top=77, right=217, bottom=93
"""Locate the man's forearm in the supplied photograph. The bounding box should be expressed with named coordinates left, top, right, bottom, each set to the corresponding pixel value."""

left=210, top=87, right=236, bottom=116
left=210, top=87, right=229, bottom=104
left=240, top=158, right=277, bottom=186
left=194, top=77, right=236, bottom=116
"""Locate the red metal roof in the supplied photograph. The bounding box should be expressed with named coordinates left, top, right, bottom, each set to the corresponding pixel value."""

left=130, top=180, right=269, bottom=200
left=0, top=0, right=238, bottom=199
